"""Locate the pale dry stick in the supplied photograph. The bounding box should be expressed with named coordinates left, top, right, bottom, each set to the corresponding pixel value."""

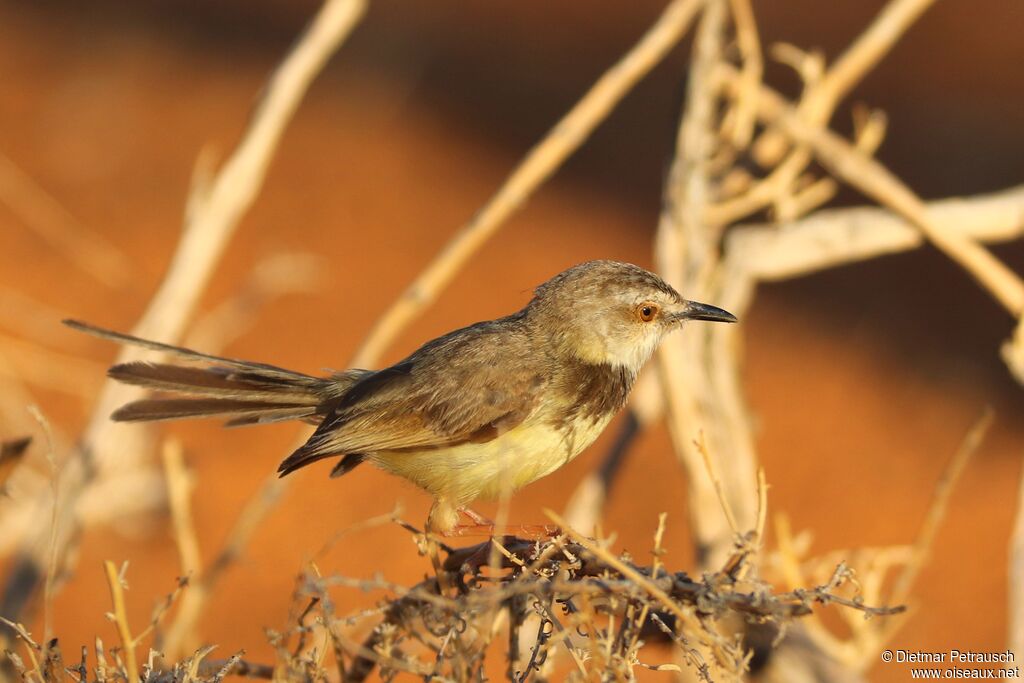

left=798, top=411, right=995, bottom=671
left=730, top=184, right=1024, bottom=281
left=722, top=65, right=1024, bottom=316
left=0, top=331, right=105, bottom=401
left=349, top=0, right=704, bottom=368
left=162, top=475, right=287, bottom=661
left=753, top=468, right=767, bottom=546
left=753, top=0, right=935, bottom=168
left=722, top=0, right=762, bottom=149
left=0, top=287, right=81, bottom=346
left=1010, top=450, right=1024, bottom=663
left=0, top=0, right=367, bottom=615
left=161, top=440, right=201, bottom=583
left=889, top=409, right=993, bottom=606
left=567, top=184, right=1024, bottom=537
left=25, top=407, right=59, bottom=650
left=1001, top=315, right=1024, bottom=385
left=0, top=617, right=43, bottom=682
left=0, top=153, right=131, bottom=288
left=184, top=252, right=328, bottom=353
left=656, top=0, right=755, bottom=571
left=543, top=509, right=718, bottom=675
left=84, top=0, right=367, bottom=469
left=709, top=0, right=936, bottom=227
left=103, top=561, right=138, bottom=683
left=695, top=432, right=740, bottom=538
left=812, top=0, right=936, bottom=116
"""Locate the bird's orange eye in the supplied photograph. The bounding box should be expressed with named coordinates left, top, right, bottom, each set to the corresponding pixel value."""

left=636, top=302, right=659, bottom=322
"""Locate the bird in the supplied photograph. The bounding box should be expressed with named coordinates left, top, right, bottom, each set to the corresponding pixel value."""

left=66, top=260, right=736, bottom=535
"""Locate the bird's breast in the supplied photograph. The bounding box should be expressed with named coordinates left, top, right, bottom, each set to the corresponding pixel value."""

left=368, top=411, right=614, bottom=506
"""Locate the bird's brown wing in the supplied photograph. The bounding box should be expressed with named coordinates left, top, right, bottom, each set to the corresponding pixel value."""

left=278, top=320, right=545, bottom=476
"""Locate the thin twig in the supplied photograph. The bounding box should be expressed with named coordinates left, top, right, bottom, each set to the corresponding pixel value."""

left=162, top=440, right=202, bottom=582
left=103, top=561, right=138, bottom=683
left=25, top=407, right=59, bottom=650
left=1011, top=449, right=1024, bottom=663
left=723, top=0, right=762, bottom=148
left=695, top=431, right=740, bottom=537
left=544, top=509, right=713, bottom=669
left=0, top=152, right=131, bottom=287
left=350, top=0, right=704, bottom=368
left=163, top=475, right=286, bottom=660
left=0, top=0, right=367, bottom=619
left=890, top=409, right=994, bottom=604
left=719, top=64, right=1024, bottom=316
left=728, top=184, right=1024, bottom=281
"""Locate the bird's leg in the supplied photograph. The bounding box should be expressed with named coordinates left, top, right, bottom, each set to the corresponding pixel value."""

left=425, top=499, right=460, bottom=594
left=459, top=507, right=493, bottom=525
left=430, top=506, right=492, bottom=537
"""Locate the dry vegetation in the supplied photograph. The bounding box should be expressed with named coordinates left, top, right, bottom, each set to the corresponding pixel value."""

left=1, top=0, right=1023, bottom=681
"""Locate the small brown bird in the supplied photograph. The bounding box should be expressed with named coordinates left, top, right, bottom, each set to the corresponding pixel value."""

left=67, top=261, right=736, bottom=534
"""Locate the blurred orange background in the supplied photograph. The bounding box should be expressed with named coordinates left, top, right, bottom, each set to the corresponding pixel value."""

left=1, top=1, right=1023, bottom=680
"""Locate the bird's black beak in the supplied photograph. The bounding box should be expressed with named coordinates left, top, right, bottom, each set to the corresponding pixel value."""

left=676, top=300, right=738, bottom=323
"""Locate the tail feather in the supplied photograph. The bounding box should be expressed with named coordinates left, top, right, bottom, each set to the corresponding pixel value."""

left=65, top=319, right=322, bottom=384
left=108, top=362, right=321, bottom=401
left=68, top=319, right=373, bottom=479
left=65, top=319, right=373, bottom=427
left=225, top=410, right=322, bottom=427
left=112, top=398, right=319, bottom=423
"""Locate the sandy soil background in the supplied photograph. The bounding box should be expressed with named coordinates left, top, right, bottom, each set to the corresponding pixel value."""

left=1, top=1, right=1023, bottom=680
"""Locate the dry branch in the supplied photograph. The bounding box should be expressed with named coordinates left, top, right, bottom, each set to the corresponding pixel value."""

left=162, top=475, right=286, bottom=661
left=309, top=520, right=904, bottom=682
left=1012, top=454, right=1024, bottom=663
left=728, top=185, right=1024, bottom=281
left=103, top=561, right=138, bottom=683
left=350, top=0, right=704, bottom=368
left=719, top=64, right=1024, bottom=317
left=654, top=0, right=763, bottom=576
left=0, top=0, right=366, bottom=621
left=0, top=153, right=131, bottom=288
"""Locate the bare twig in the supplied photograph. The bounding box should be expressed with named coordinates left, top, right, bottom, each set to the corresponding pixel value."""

left=544, top=509, right=718, bottom=673
left=25, top=406, right=59, bottom=649
left=728, top=184, right=1024, bottom=281
left=0, top=152, right=131, bottom=287
left=0, top=331, right=104, bottom=401
left=0, top=0, right=367, bottom=616
left=1011, top=450, right=1024, bottom=663
left=723, top=0, right=761, bottom=148
left=162, top=440, right=201, bottom=583
left=350, top=0, right=704, bottom=368
left=102, top=561, right=137, bottom=683
left=696, top=431, right=740, bottom=537
left=656, top=0, right=757, bottom=571
left=890, top=409, right=993, bottom=605
left=709, top=0, right=935, bottom=227
left=162, top=475, right=286, bottom=660
left=719, top=64, right=1024, bottom=316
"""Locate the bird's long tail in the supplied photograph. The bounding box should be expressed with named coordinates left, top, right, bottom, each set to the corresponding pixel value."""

left=64, top=320, right=367, bottom=427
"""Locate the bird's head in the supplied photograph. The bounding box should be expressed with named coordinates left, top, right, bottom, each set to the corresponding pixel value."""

left=528, top=260, right=737, bottom=372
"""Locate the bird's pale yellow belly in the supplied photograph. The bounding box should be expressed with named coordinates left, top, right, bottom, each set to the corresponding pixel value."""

left=369, top=414, right=612, bottom=506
